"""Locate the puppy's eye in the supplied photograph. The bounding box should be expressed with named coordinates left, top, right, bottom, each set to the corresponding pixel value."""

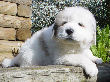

left=78, top=23, right=84, bottom=27
left=62, top=21, right=67, bottom=26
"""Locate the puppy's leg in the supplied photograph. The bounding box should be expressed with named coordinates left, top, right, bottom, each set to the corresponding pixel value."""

left=55, top=55, right=98, bottom=77
left=83, top=49, right=103, bottom=64
left=2, top=53, right=21, bottom=67
left=2, top=49, right=35, bottom=67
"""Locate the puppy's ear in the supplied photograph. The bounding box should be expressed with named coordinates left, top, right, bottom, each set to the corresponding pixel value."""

left=52, top=23, right=58, bottom=37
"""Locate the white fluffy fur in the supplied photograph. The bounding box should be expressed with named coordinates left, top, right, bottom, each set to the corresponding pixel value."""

left=2, top=7, right=102, bottom=77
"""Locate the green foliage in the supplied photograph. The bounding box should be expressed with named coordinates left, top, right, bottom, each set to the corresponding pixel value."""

left=91, top=25, right=110, bottom=63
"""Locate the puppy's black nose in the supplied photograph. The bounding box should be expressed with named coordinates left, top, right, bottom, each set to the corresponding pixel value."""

left=66, top=29, right=74, bottom=35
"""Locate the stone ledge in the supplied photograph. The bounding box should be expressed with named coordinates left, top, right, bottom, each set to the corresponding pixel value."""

left=0, top=1, right=17, bottom=15
left=0, top=65, right=96, bottom=82
left=0, top=64, right=110, bottom=82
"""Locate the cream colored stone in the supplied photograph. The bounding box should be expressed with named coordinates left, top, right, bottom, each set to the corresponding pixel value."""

left=0, top=14, right=32, bottom=28
left=16, top=28, right=31, bottom=41
left=0, top=27, right=16, bottom=40
left=3, top=0, right=32, bottom=5
left=0, top=1, right=17, bottom=15
left=0, top=53, right=13, bottom=62
left=0, top=40, right=23, bottom=62
left=18, top=5, right=32, bottom=17
left=0, top=40, right=23, bottom=53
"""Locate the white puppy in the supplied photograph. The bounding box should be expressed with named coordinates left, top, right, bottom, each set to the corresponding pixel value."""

left=2, top=7, right=102, bottom=77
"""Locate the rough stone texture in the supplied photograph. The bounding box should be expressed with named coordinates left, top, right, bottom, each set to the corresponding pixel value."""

left=0, top=14, right=32, bottom=28
left=16, top=28, right=31, bottom=41
left=0, top=1, right=17, bottom=15
left=18, top=5, right=32, bottom=17
left=3, top=0, right=32, bottom=5
left=0, top=27, right=16, bottom=40
left=0, top=40, right=23, bottom=53
left=0, top=64, right=110, bottom=82
left=0, top=65, right=97, bottom=82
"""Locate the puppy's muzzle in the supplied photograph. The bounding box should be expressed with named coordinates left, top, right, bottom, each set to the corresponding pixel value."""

left=66, top=29, right=74, bottom=35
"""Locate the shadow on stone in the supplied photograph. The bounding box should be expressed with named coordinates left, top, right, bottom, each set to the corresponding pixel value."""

left=97, top=63, right=110, bottom=82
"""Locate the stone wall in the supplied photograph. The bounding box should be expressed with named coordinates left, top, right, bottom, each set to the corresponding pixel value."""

left=0, top=0, right=32, bottom=62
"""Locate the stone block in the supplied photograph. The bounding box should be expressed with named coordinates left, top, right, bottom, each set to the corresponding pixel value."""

left=0, top=64, right=110, bottom=82
left=0, top=40, right=23, bottom=53
left=0, top=65, right=97, bottom=82
left=0, top=1, right=17, bottom=15
left=0, top=40, right=23, bottom=62
left=16, top=28, right=31, bottom=41
left=18, top=5, right=32, bottom=17
left=0, top=14, right=32, bottom=28
left=3, top=0, right=32, bottom=5
left=0, top=27, right=16, bottom=40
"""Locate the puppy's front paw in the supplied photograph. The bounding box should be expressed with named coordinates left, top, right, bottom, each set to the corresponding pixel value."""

left=95, top=58, right=103, bottom=64
left=85, top=64, right=98, bottom=77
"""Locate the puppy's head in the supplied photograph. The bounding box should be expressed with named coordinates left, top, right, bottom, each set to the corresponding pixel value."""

left=53, top=7, right=96, bottom=48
